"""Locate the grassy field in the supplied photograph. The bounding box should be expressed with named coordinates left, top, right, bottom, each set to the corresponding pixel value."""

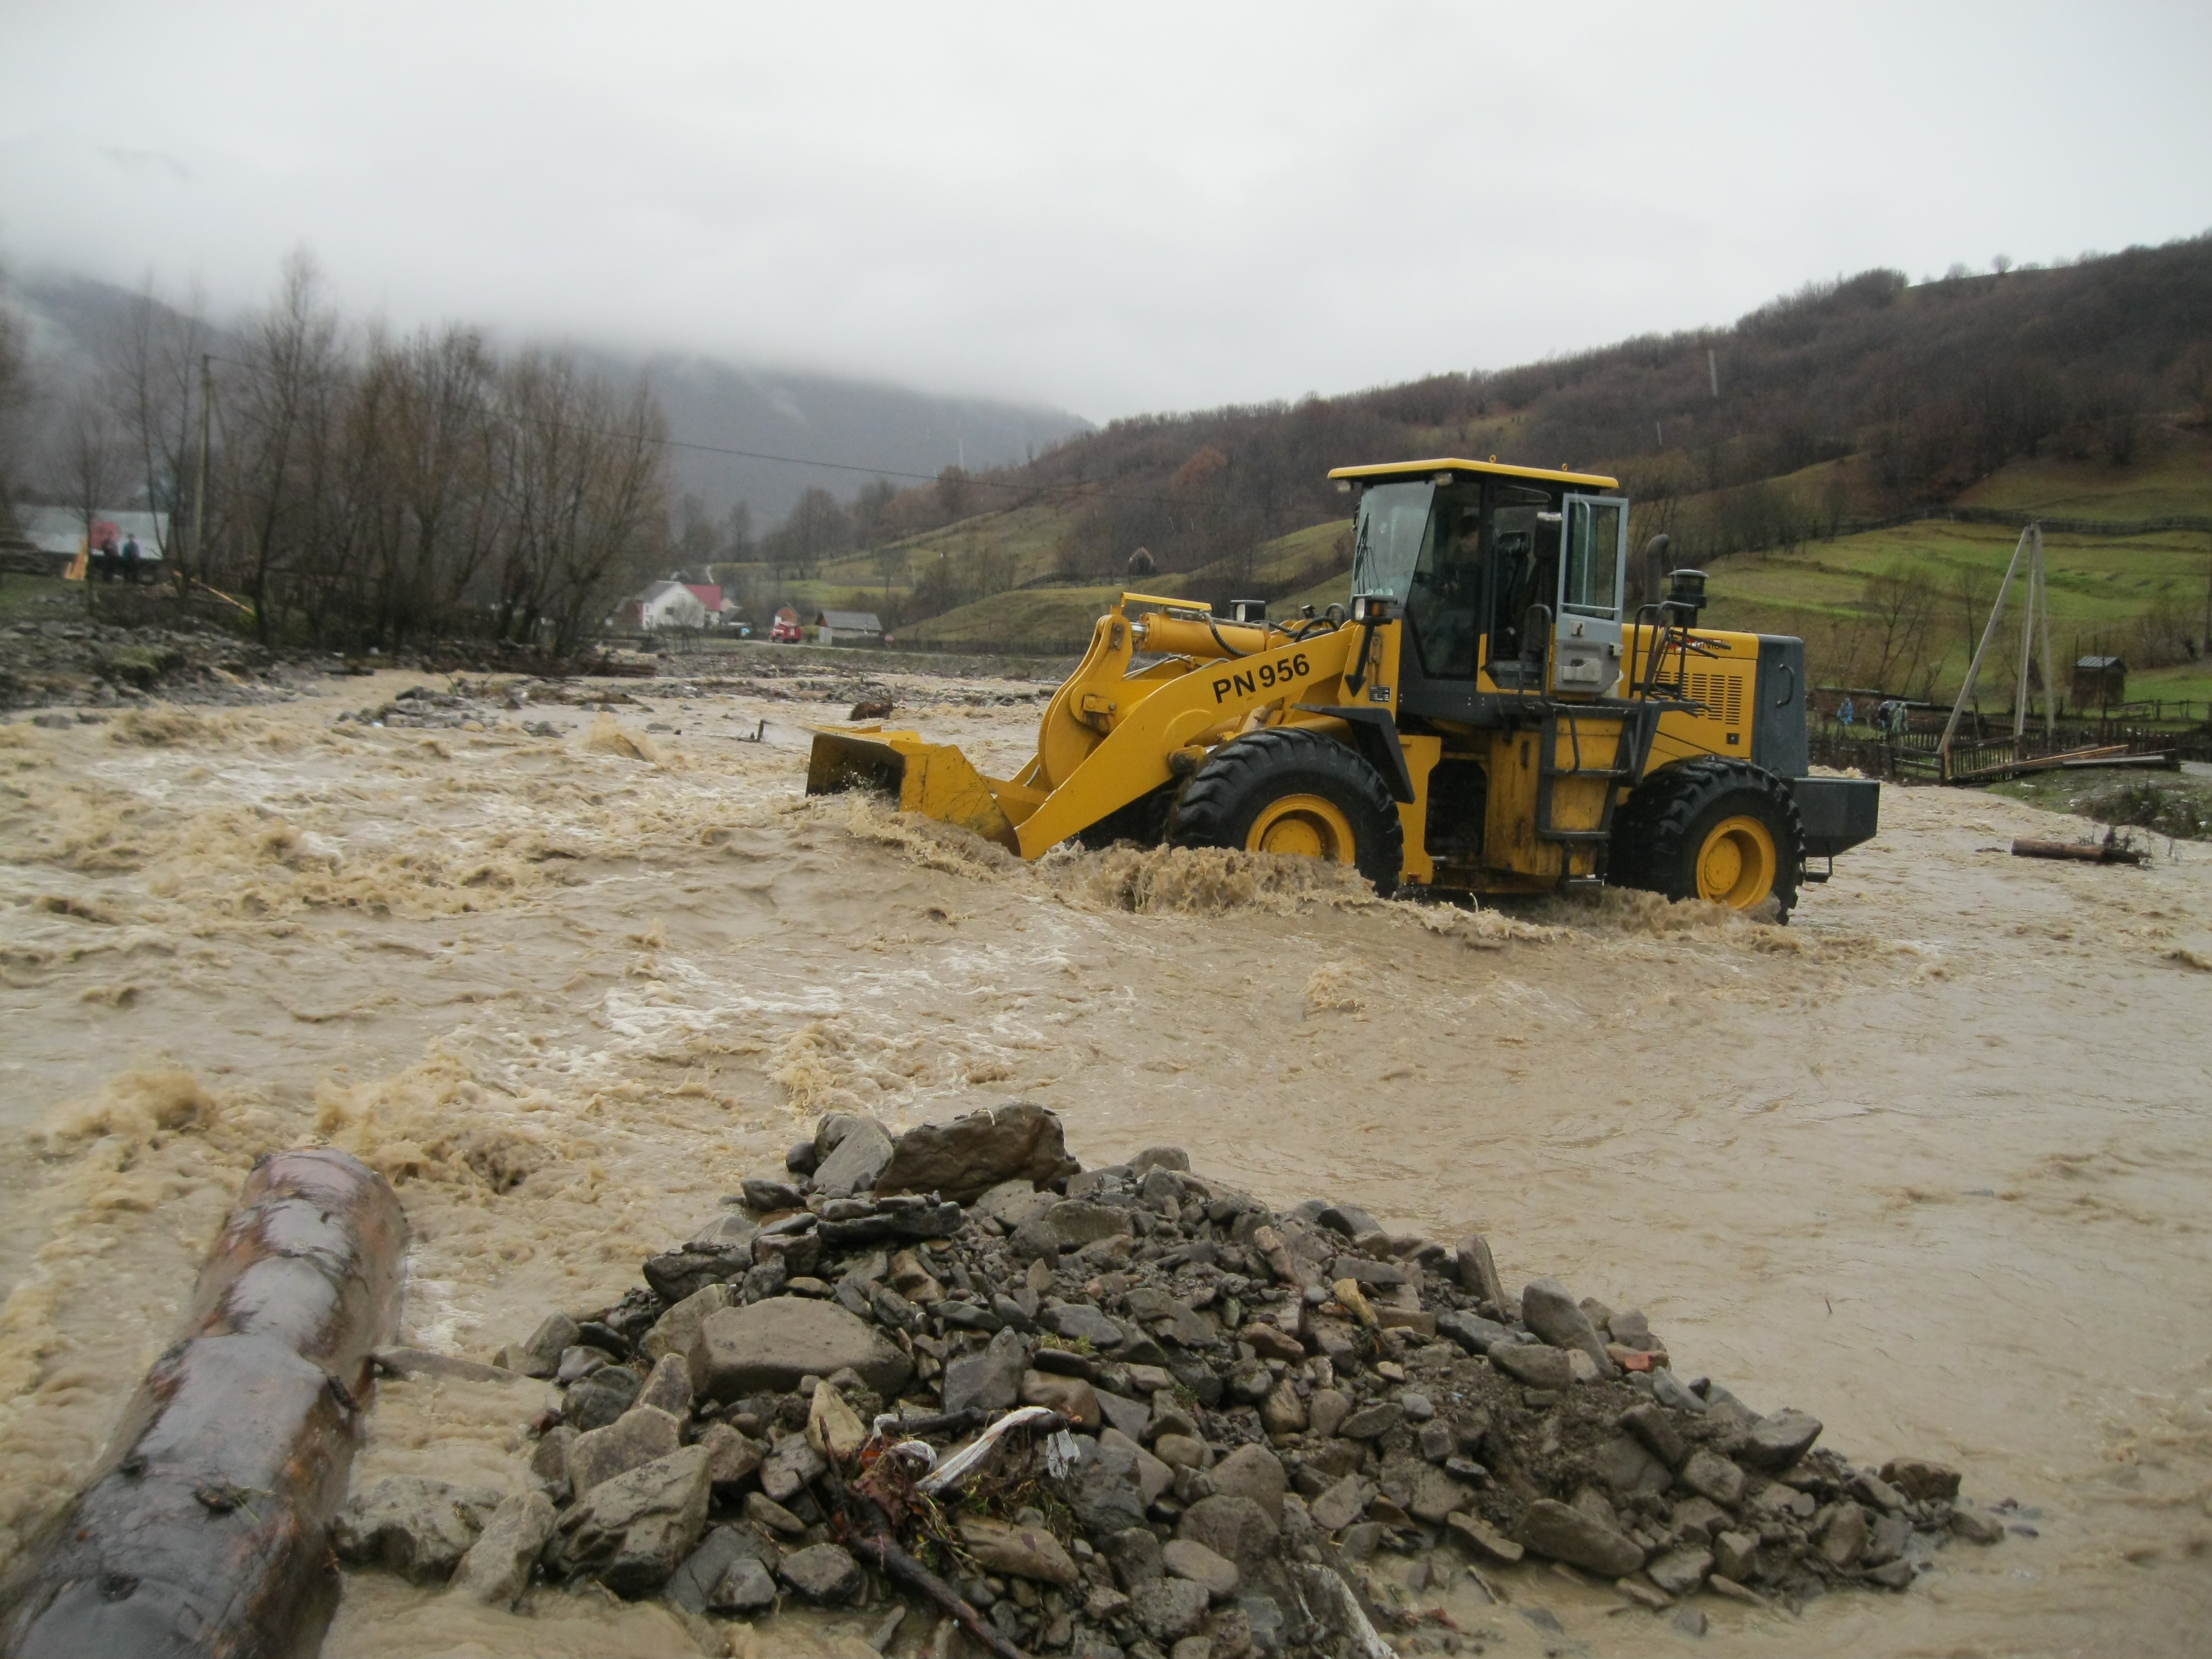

left=857, top=432, right=2210, bottom=677
left=0, top=574, right=81, bottom=623
left=896, top=515, right=1353, bottom=648
left=1959, top=435, right=2212, bottom=520
left=1698, top=437, right=2210, bottom=703
left=1709, top=520, right=2205, bottom=637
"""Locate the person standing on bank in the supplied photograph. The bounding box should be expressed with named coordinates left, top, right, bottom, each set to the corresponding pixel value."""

left=121, top=534, right=141, bottom=585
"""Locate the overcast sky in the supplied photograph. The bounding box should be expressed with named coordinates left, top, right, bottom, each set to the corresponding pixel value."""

left=4, top=2, right=2208, bottom=422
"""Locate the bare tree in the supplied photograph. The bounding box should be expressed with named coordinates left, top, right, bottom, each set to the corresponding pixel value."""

left=935, top=464, right=971, bottom=521
left=58, top=395, right=128, bottom=548
left=851, top=477, right=897, bottom=547
left=1819, top=468, right=1850, bottom=539
left=722, top=499, right=753, bottom=558
left=106, top=275, right=208, bottom=582
left=1858, top=563, right=1936, bottom=692
left=0, top=286, right=36, bottom=522
left=218, top=250, right=346, bottom=641
left=1948, top=564, right=1992, bottom=670
left=488, top=352, right=668, bottom=653
left=874, top=540, right=910, bottom=606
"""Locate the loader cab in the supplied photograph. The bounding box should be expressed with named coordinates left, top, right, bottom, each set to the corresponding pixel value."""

left=1338, top=459, right=1627, bottom=719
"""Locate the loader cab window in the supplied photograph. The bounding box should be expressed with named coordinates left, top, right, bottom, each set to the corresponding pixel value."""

left=1349, top=480, right=1432, bottom=605
left=1484, top=486, right=1561, bottom=685
left=1405, top=488, right=1484, bottom=677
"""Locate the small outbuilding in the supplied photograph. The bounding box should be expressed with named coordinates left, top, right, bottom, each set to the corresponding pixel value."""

left=813, top=609, right=884, bottom=646
left=2071, top=655, right=2126, bottom=708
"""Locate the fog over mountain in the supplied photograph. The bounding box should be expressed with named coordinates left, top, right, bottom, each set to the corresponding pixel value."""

left=581, top=349, right=1088, bottom=523
left=7, top=269, right=1090, bottom=524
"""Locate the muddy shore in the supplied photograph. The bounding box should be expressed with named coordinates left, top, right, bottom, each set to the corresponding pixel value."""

left=1, top=663, right=2208, bottom=1657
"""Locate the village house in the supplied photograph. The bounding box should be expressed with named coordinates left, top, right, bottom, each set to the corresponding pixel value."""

left=619, top=577, right=728, bottom=632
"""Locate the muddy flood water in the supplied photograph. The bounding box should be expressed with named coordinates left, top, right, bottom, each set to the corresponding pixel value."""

left=2, top=666, right=2208, bottom=1658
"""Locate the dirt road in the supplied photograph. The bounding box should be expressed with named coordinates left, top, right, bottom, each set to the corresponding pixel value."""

left=2, top=671, right=2207, bottom=1657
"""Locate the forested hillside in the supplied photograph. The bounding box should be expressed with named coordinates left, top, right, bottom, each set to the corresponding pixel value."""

left=744, top=235, right=2211, bottom=702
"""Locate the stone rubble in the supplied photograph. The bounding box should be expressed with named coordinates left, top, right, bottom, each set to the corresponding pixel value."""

left=340, top=1099, right=2003, bottom=1656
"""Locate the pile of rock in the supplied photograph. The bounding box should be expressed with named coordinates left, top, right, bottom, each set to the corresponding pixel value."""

left=344, top=1102, right=2004, bottom=1657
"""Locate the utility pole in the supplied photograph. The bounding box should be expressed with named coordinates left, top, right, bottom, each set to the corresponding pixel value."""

left=1940, top=522, right=2042, bottom=776
left=1707, top=350, right=1718, bottom=400
left=189, top=353, right=211, bottom=595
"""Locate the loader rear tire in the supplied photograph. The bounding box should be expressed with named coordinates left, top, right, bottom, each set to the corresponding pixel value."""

left=1610, top=759, right=1803, bottom=919
left=1169, top=728, right=1403, bottom=893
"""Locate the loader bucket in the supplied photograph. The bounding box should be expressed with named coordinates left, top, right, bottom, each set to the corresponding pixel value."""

left=806, top=728, right=1020, bottom=851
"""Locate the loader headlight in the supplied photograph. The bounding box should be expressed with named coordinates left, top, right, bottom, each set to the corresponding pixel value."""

left=1228, top=599, right=1267, bottom=625
left=1350, top=594, right=1392, bottom=624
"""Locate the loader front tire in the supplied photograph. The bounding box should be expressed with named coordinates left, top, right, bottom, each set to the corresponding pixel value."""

left=1169, top=728, right=1403, bottom=893
left=1610, top=759, right=1803, bottom=919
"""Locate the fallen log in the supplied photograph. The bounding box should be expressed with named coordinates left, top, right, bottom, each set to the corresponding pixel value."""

left=2011, top=836, right=2145, bottom=865
left=0, top=1148, right=406, bottom=1659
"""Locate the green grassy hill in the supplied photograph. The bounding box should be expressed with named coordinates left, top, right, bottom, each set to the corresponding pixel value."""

left=719, top=240, right=2212, bottom=711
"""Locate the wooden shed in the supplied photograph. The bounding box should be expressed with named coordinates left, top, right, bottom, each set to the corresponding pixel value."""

left=2070, top=655, right=2126, bottom=708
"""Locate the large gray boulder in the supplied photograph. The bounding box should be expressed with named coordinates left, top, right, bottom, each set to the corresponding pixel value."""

left=1065, top=1438, right=1148, bottom=1535
left=1208, top=1444, right=1287, bottom=1521
left=1517, top=1496, right=1644, bottom=1577
left=1436, top=1310, right=1513, bottom=1355
left=694, top=1297, right=912, bottom=1401
left=333, top=1476, right=503, bottom=1583
left=876, top=1101, right=1081, bottom=1204
left=1161, top=1538, right=1238, bottom=1600
left=498, top=1312, right=578, bottom=1378
left=643, top=1241, right=754, bottom=1304
left=942, top=1326, right=1028, bottom=1416
left=568, top=1405, right=682, bottom=1498
left=1454, top=1234, right=1507, bottom=1310
left=759, top=1433, right=828, bottom=1504
left=1678, top=1447, right=1747, bottom=1506
left=664, top=1524, right=782, bottom=1615
left=1740, top=1407, right=1824, bottom=1470
left=447, top=1491, right=557, bottom=1608
left=1011, top=1200, right=1135, bottom=1261
left=1128, top=1577, right=1210, bottom=1643
left=550, top=1445, right=712, bottom=1595
left=1520, top=1279, right=1618, bottom=1378
left=1489, top=1342, right=1572, bottom=1390
left=647, top=1283, right=733, bottom=1373
left=779, top=1541, right=865, bottom=1603
left=1176, top=1494, right=1279, bottom=1583
left=811, top=1114, right=894, bottom=1197
left=710, top=1556, right=779, bottom=1613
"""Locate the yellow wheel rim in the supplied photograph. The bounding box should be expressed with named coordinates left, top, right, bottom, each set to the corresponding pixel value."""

left=1696, top=814, right=1778, bottom=907
left=1246, top=794, right=1357, bottom=863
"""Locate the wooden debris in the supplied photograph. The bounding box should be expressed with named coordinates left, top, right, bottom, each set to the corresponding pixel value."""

left=2011, top=834, right=2146, bottom=865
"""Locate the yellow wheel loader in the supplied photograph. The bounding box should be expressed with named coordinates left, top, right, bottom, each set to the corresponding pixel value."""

left=807, top=458, right=1879, bottom=916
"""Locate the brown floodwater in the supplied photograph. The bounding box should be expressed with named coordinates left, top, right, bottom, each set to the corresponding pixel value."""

left=1, top=671, right=2208, bottom=1658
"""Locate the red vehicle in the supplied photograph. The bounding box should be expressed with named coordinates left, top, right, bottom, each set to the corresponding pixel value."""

left=769, top=607, right=803, bottom=643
